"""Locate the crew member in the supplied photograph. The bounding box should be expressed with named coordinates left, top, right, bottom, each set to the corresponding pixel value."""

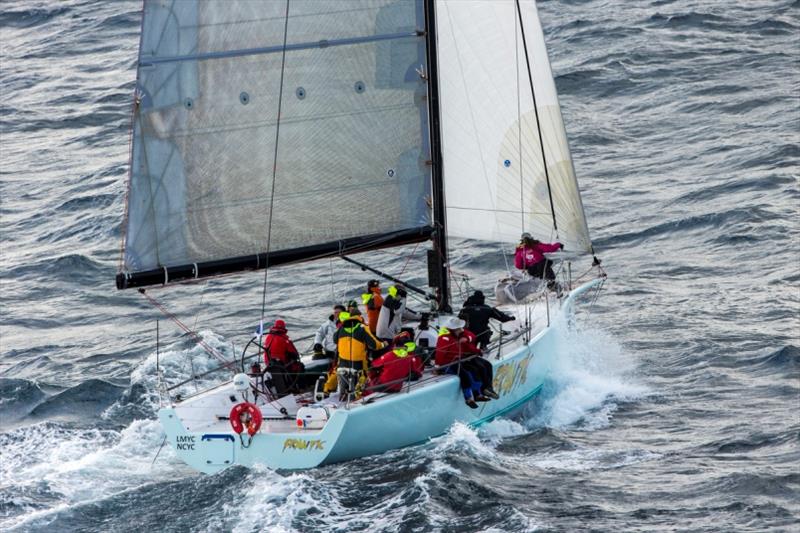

left=361, top=279, right=384, bottom=333
left=334, top=311, right=386, bottom=400
left=435, top=317, right=486, bottom=409
left=376, top=285, right=419, bottom=341
left=313, top=304, right=345, bottom=359
left=514, top=232, right=563, bottom=289
left=459, top=290, right=515, bottom=349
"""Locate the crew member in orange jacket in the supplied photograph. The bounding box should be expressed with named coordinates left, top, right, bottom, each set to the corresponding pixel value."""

left=361, top=279, right=384, bottom=333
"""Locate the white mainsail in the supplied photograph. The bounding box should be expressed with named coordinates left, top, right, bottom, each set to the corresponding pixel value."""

left=436, top=0, right=592, bottom=253
left=124, top=0, right=433, bottom=275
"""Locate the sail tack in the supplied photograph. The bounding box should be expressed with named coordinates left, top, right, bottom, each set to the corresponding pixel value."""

left=121, top=0, right=433, bottom=285
left=436, top=0, right=592, bottom=252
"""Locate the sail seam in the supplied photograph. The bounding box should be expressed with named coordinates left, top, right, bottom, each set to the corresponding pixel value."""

left=139, top=31, right=420, bottom=66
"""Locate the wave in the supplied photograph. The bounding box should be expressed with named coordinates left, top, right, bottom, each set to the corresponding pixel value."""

left=594, top=206, right=775, bottom=248
left=0, top=378, right=45, bottom=423
left=28, top=379, right=127, bottom=424
left=0, top=419, right=186, bottom=532
left=669, top=175, right=794, bottom=205
left=3, top=253, right=106, bottom=281
left=0, top=5, right=71, bottom=29
left=747, top=345, right=800, bottom=378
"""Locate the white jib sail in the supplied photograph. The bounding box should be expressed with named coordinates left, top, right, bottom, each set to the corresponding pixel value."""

left=436, top=0, right=592, bottom=253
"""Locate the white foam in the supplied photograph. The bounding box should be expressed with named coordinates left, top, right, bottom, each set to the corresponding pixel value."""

left=1, top=419, right=189, bottom=531
left=217, top=466, right=418, bottom=533
left=429, top=422, right=498, bottom=462
left=526, top=447, right=661, bottom=472
left=126, top=329, right=242, bottom=417
left=0, top=334, right=233, bottom=530
left=525, top=318, right=649, bottom=430
left=478, top=418, right=528, bottom=442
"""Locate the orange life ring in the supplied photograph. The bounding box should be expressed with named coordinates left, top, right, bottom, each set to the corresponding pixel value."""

left=229, top=402, right=263, bottom=436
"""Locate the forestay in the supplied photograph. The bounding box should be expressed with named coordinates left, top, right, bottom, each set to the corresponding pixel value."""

left=436, top=0, right=592, bottom=253
left=121, top=0, right=433, bottom=285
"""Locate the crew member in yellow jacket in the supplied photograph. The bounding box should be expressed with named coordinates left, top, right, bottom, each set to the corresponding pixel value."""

left=332, top=311, right=386, bottom=399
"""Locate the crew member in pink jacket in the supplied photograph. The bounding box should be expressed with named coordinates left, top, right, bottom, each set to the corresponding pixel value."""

left=514, top=232, right=563, bottom=286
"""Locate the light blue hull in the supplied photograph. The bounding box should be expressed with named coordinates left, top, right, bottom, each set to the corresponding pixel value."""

left=158, top=280, right=599, bottom=473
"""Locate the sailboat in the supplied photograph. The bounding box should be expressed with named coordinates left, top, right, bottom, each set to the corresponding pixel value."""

left=117, top=0, right=605, bottom=473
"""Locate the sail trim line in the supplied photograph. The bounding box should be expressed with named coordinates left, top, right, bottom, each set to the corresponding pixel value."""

left=139, top=31, right=421, bottom=66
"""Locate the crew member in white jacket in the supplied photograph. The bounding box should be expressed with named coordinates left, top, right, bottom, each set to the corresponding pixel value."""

left=375, top=286, right=420, bottom=341
left=313, top=304, right=345, bottom=360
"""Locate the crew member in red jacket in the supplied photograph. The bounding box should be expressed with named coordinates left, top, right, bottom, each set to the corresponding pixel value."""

left=262, top=319, right=300, bottom=365
left=261, top=319, right=305, bottom=392
left=435, top=317, right=489, bottom=409
left=366, top=341, right=423, bottom=395
left=514, top=232, right=563, bottom=287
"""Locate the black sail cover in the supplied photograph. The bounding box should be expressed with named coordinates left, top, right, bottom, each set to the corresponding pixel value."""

left=118, top=0, right=434, bottom=289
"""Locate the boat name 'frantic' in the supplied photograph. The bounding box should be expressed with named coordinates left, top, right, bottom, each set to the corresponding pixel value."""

left=282, top=438, right=325, bottom=452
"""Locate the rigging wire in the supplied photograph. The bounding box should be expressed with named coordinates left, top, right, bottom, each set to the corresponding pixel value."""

left=515, top=4, right=524, bottom=236
left=258, top=0, right=291, bottom=338
left=515, top=0, right=559, bottom=237
left=139, top=289, right=232, bottom=369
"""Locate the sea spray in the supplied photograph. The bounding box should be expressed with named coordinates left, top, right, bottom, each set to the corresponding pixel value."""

left=525, top=316, right=649, bottom=430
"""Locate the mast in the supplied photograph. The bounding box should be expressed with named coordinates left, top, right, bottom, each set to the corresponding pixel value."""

left=424, top=0, right=450, bottom=312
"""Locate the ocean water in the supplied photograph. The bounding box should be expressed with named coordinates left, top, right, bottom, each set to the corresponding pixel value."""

left=1, top=0, right=798, bottom=531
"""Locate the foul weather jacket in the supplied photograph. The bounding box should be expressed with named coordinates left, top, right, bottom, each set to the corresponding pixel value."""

left=334, top=316, right=385, bottom=366
left=514, top=242, right=562, bottom=270
left=313, top=315, right=338, bottom=353
left=368, top=351, right=423, bottom=393
left=459, top=303, right=514, bottom=346
left=435, top=329, right=481, bottom=367
left=376, top=295, right=419, bottom=340
left=263, top=330, right=299, bottom=364
left=363, top=288, right=384, bottom=334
